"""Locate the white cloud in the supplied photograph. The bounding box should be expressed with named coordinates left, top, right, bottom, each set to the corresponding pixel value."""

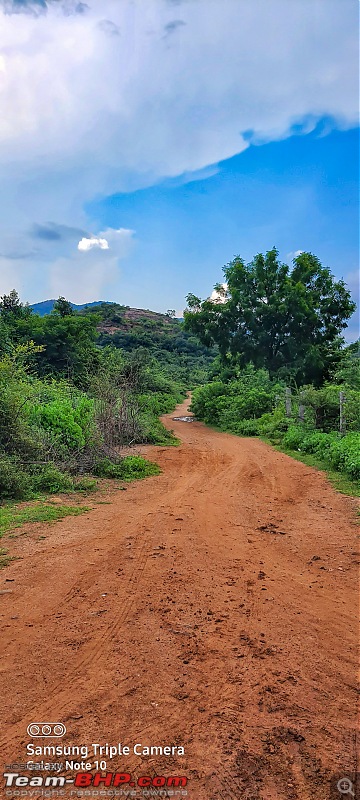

left=50, top=227, right=134, bottom=301
left=0, top=0, right=357, bottom=303
left=287, top=249, right=305, bottom=261
left=210, top=283, right=228, bottom=303
left=0, top=226, right=135, bottom=303
left=78, top=236, right=109, bottom=251
left=0, top=0, right=357, bottom=209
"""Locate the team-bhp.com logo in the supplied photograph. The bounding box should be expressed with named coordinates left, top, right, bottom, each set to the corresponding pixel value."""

left=27, top=722, right=66, bottom=737
left=4, top=773, right=188, bottom=789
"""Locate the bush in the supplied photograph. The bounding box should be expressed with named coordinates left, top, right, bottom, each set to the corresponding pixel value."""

left=257, top=407, right=290, bottom=437
left=280, top=426, right=360, bottom=480
left=74, top=477, right=97, bottom=492
left=231, top=419, right=260, bottom=436
left=94, top=456, right=160, bottom=481
left=29, top=395, right=95, bottom=454
left=299, top=384, right=360, bottom=432
left=138, top=412, right=179, bottom=445
left=282, top=426, right=306, bottom=451
left=31, top=464, right=74, bottom=494
left=328, top=433, right=360, bottom=478
left=190, top=367, right=284, bottom=429
left=0, top=456, right=32, bottom=501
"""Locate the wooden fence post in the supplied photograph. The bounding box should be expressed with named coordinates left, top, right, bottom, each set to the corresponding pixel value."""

left=298, top=391, right=305, bottom=423
left=339, top=391, right=346, bottom=436
left=285, top=387, right=292, bottom=417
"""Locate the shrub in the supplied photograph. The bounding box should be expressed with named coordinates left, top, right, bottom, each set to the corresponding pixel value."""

left=299, top=384, right=360, bottom=432
left=94, top=456, right=160, bottom=481
left=74, top=477, right=97, bottom=492
left=280, top=427, right=360, bottom=480
left=282, top=426, right=306, bottom=451
left=232, top=419, right=260, bottom=436
left=328, top=434, right=360, bottom=478
left=29, top=396, right=95, bottom=454
left=190, top=367, right=285, bottom=429
left=31, top=464, right=74, bottom=494
left=0, top=456, right=32, bottom=501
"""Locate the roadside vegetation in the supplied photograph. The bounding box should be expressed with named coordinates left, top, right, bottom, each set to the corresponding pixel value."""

left=0, top=292, right=213, bottom=504
left=186, top=249, right=359, bottom=490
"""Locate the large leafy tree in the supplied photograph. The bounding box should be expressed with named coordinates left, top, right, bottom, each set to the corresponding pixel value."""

left=184, top=249, right=356, bottom=384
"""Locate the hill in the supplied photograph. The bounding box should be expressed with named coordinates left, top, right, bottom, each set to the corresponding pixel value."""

left=30, top=299, right=107, bottom=316
left=79, top=302, right=216, bottom=386
left=29, top=300, right=215, bottom=386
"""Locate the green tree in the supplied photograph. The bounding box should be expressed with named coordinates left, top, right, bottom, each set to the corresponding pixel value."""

left=1, top=304, right=100, bottom=386
left=36, top=314, right=100, bottom=384
left=53, top=297, right=74, bottom=317
left=331, top=340, right=360, bottom=389
left=0, top=289, right=23, bottom=315
left=184, top=248, right=356, bottom=384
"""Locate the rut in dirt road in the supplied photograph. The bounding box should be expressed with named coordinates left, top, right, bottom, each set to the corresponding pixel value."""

left=0, top=396, right=358, bottom=800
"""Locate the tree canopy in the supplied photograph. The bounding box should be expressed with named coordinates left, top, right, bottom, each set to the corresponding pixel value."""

left=184, top=249, right=356, bottom=384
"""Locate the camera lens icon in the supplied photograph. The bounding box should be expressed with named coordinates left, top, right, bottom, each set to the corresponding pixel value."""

left=27, top=722, right=66, bottom=737
left=28, top=724, right=40, bottom=737
left=53, top=724, right=66, bottom=736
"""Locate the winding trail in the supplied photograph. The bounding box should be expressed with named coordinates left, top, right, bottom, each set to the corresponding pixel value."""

left=0, top=396, right=358, bottom=799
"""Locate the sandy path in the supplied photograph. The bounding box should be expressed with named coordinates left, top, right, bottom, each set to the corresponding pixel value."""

left=0, top=396, right=358, bottom=799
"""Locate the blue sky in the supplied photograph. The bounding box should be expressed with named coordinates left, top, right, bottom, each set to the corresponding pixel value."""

left=0, top=0, right=358, bottom=338
left=87, top=124, right=359, bottom=319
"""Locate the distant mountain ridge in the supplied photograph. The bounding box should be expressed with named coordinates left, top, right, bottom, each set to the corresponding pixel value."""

left=30, top=299, right=108, bottom=316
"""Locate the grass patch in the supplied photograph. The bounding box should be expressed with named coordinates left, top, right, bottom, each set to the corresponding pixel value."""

left=268, top=441, right=360, bottom=498
left=0, top=502, right=91, bottom=538
left=0, top=547, right=17, bottom=568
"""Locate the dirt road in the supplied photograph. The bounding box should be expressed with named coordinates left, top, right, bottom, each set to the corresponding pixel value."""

left=0, top=396, right=358, bottom=799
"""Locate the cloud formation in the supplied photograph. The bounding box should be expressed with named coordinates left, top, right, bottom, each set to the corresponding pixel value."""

left=78, top=236, right=109, bottom=251
left=0, top=0, right=357, bottom=193
left=0, top=0, right=357, bottom=303
left=2, top=0, right=88, bottom=15
left=31, top=222, right=88, bottom=241
left=0, top=226, right=135, bottom=303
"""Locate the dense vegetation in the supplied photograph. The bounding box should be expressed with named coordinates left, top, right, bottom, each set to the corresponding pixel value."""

left=88, top=302, right=216, bottom=386
left=185, top=248, right=355, bottom=385
left=186, top=250, right=359, bottom=485
left=0, top=291, right=213, bottom=502
left=1, top=245, right=358, bottom=503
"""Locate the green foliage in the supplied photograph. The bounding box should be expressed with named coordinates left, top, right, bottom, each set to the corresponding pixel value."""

left=282, top=426, right=360, bottom=480
left=53, top=297, right=74, bottom=317
left=2, top=299, right=100, bottom=386
left=296, top=384, right=360, bottom=432
left=96, top=305, right=216, bottom=388
left=185, top=248, right=356, bottom=385
left=0, top=456, right=33, bottom=501
left=31, top=464, right=74, bottom=494
left=94, top=456, right=160, bottom=481
left=330, top=341, right=360, bottom=389
left=80, top=301, right=127, bottom=324
left=0, top=345, right=169, bottom=501
left=29, top=394, right=96, bottom=453
left=191, top=366, right=284, bottom=427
